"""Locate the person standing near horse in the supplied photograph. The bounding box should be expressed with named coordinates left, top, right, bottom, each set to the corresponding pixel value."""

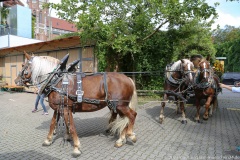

left=219, top=83, right=240, bottom=92
left=32, top=84, right=48, bottom=115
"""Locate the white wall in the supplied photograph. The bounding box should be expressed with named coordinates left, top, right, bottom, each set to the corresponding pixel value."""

left=0, top=35, right=42, bottom=48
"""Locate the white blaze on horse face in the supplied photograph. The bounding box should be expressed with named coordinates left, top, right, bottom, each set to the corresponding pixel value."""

left=187, top=63, right=193, bottom=81
left=203, top=62, right=207, bottom=79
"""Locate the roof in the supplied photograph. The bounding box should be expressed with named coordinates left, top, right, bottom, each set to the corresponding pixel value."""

left=48, top=17, right=78, bottom=32
left=3, top=0, right=24, bottom=7
left=0, top=36, right=83, bottom=57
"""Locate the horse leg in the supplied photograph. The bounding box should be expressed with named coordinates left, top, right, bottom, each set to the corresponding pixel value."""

left=180, top=102, right=187, bottom=124
left=159, top=94, right=167, bottom=124
left=126, top=109, right=137, bottom=143
left=53, top=112, right=60, bottom=135
left=209, top=103, right=213, bottom=117
left=212, top=96, right=218, bottom=112
left=195, top=98, right=201, bottom=123
left=112, top=106, right=137, bottom=148
left=64, top=124, right=72, bottom=141
left=63, top=108, right=81, bottom=157
left=106, top=110, right=117, bottom=134
left=209, top=97, right=216, bottom=117
left=43, top=110, right=57, bottom=146
left=203, top=96, right=212, bottom=120
left=176, top=100, right=181, bottom=114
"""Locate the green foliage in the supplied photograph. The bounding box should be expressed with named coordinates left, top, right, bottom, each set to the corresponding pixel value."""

left=32, top=16, right=36, bottom=38
left=48, top=0, right=218, bottom=89
left=213, top=26, right=240, bottom=72
left=53, top=32, right=80, bottom=40
left=172, top=20, right=217, bottom=62
left=0, top=7, right=9, bottom=24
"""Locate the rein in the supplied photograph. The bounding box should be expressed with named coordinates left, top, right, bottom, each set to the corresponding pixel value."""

left=194, top=66, right=214, bottom=89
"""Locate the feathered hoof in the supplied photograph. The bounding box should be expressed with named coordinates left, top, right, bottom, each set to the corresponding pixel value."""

left=53, top=129, right=56, bottom=135
left=181, top=120, right=187, bottom=124
left=203, top=117, right=209, bottom=121
left=159, top=117, right=164, bottom=124
left=128, top=134, right=137, bottom=143
left=196, top=120, right=201, bottom=123
left=105, top=129, right=114, bottom=136
left=42, top=139, right=52, bottom=146
left=114, top=142, right=124, bottom=148
left=131, top=136, right=137, bottom=143
left=72, top=148, right=81, bottom=157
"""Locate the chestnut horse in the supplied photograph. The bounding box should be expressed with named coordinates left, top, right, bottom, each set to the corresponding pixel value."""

left=193, top=57, right=221, bottom=122
left=160, top=59, right=194, bottom=124
left=15, top=51, right=138, bottom=157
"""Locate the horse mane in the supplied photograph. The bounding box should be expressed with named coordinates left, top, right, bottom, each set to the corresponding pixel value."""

left=171, top=59, right=192, bottom=71
left=31, top=56, right=60, bottom=84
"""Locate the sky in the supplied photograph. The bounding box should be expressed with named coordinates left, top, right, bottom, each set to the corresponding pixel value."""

left=207, top=0, right=240, bottom=29
left=22, top=0, right=240, bottom=29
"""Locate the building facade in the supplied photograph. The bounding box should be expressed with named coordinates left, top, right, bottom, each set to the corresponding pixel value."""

left=27, top=0, right=78, bottom=41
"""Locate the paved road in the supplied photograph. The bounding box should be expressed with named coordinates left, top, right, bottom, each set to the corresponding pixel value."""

left=0, top=88, right=240, bottom=160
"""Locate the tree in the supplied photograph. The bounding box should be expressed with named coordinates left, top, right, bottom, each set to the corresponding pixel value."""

left=48, top=0, right=218, bottom=89
left=213, top=26, right=240, bottom=72
left=48, top=0, right=217, bottom=70
left=172, top=18, right=217, bottom=62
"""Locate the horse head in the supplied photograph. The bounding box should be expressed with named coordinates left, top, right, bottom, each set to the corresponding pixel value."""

left=14, top=51, right=34, bottom=86
left=198, top=58, right=211, bottom=83
left=180, top=59, right=194, bottom=85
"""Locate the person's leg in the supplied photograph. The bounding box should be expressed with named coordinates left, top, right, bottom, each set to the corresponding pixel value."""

left=32, top=94, right=40, bottom=112
left=34, top=94, right=40, bottom=110
left=40, top=94, right=48, bottom=113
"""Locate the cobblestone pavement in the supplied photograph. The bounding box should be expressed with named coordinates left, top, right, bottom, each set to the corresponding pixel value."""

left=0, top=88, right=240, bottom=160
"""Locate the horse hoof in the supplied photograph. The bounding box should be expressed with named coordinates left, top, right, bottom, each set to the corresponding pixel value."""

left=197, top=120, right=201, bottom=123
left=203, top=117, right=208, bottom=121
left=131, top=137, right=137, bottom=143
left=53, top=129, right=56, bottom=135
left=42, top=139, right=52, bottom=146
left=128, top=134, right=137, bottom=143
left=114, top=142, right=123, bottom=148
left=181, top=120, right=187, bottom=124
left=159, top=118, right=164, bottom=124
left=209, top=114, right=212, bottom=118
left=72, top=148, right=81, bottom=157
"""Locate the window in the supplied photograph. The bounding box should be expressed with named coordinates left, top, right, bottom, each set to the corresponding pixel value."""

left=39, top=11, right=42, bottom=23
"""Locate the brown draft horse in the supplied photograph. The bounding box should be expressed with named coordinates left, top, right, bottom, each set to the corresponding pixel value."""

left=193, top=56, right=221, bottom=122
left=15, top=52, right=138, bottom=157
left=160, top=59, right=194, bottom=124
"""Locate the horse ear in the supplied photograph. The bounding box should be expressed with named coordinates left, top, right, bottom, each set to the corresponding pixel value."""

left=206, top=55, right=211, bottom=61
left=31, top=52, right=35, bottom=56
left=24, top=51, right=31, bottom=60
left=181, top=59, right=185, bottom=63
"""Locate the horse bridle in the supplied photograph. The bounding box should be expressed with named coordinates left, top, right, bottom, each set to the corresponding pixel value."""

left=18, top=57, right=33, bottom=85
left=199, top=61, right=211, bottom=81
left=180, top=63, right=194, bottom=78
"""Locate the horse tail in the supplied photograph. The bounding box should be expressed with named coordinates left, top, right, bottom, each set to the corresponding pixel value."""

left=109, top=77, right=138, bottom=135
left=128, top=77, right=138, bottom=111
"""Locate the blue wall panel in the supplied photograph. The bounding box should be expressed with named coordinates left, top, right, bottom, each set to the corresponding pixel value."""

left=9, top=5, right=32, bottom=38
